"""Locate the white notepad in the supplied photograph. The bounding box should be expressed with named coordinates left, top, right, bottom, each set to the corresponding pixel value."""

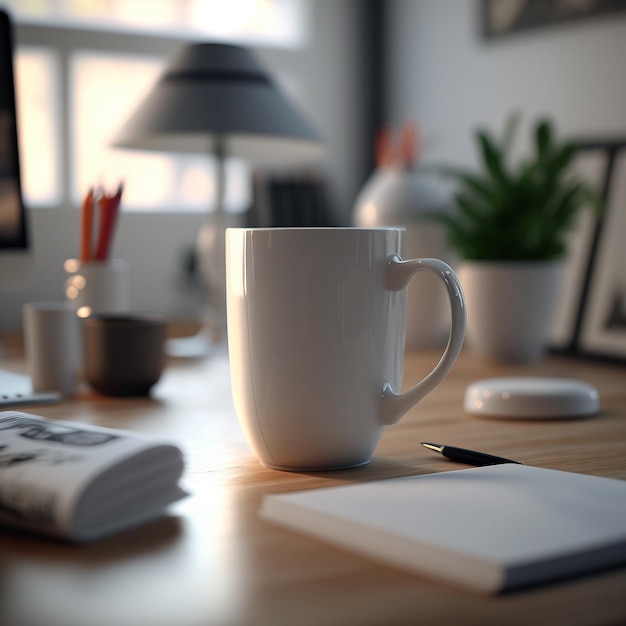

left=260, top=464, right=626, bottom=593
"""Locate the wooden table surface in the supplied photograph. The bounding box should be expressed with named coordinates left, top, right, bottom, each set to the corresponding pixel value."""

left=1, top=333, right=625, bottom=626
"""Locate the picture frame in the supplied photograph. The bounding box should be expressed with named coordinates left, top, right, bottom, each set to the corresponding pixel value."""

left=550, top=139, right=626, bottom=362
left=549, top=148, right=606, bottom=352
left=481, top=0, right=626, bottom=40
left=578, top=146, right=626, bottom=360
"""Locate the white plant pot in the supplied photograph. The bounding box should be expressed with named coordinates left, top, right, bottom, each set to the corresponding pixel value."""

left=458, top=261, right=563, bottom=363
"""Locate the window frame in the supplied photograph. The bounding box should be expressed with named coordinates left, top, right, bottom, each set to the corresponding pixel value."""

left=15, top=23, right=184, bottom=212
left=15, top=22, right=294, bottom=214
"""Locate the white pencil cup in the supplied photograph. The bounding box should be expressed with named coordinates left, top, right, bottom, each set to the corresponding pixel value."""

left=64, top=258, right=130, bottom=318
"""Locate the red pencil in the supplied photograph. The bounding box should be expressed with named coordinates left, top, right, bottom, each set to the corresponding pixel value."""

left=80, top=188, right=94, bottom=262
left=94, top=183, right=123, bottom=261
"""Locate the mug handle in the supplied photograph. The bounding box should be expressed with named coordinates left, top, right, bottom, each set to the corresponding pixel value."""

left=379, top=255, right=466, bottom=425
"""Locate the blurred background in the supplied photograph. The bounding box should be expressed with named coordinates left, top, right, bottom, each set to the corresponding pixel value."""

left=1, top=0, right=625, bottom=331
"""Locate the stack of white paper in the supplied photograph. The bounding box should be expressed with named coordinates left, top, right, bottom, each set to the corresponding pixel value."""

left=0, top=411, right=187, bottom=542
left=260, top=463, right=626, bottom=593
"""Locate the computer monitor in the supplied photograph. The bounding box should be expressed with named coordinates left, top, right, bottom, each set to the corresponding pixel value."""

left=0, top=8, right=33, bottom=288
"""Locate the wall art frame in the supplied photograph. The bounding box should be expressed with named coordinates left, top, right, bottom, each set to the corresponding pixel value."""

left=551, top=138, right=626, bottom=363
left=482, top=0, right=626, bottom=40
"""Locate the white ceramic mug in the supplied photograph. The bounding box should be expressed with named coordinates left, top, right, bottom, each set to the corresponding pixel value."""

left=226, top=227, right=466, bottom=471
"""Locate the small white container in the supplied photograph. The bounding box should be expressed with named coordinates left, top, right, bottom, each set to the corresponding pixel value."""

left=64, top=258, right=130, bottom=319
left=22, top=301, right=79, bottom=397
left=464, top=377, right=599, bottom=419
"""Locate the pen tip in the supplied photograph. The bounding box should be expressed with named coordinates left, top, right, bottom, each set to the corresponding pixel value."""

left=421, top=442, right=444, bottom=453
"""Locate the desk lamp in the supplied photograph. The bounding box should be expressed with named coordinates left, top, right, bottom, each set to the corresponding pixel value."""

left=112, top=42, right=322, bottom=355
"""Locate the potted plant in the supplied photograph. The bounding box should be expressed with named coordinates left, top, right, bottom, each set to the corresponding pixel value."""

left=435, top=114, right=601, bottom=362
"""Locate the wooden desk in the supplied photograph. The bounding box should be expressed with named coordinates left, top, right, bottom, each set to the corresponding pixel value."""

left=1, top=335, right=625, bottom=626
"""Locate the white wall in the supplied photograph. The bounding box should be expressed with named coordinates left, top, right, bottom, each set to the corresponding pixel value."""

left=0, top=0, right=369, bottom=330
left=386, top=0, right=626, bottom=169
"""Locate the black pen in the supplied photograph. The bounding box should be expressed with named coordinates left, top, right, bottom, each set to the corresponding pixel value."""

left=421, top=442, right=520, bottom=466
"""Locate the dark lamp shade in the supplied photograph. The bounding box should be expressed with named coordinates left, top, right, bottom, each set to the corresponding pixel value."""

left=112, top=43, right=323, bottom=164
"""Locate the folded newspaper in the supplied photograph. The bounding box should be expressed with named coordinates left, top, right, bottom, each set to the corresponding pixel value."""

left=0, top=411, right=187, bottom=542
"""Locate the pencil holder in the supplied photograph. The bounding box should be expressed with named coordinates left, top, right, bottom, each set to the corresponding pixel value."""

left=64, top=258, right=130, bottom=318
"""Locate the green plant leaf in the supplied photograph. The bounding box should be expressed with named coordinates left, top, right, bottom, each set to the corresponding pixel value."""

left=501, top=112, right=520, bottom=155
left=454, top=191, right=486, bottom=223
left=429, top=114, right=604, bottom=261
left=477, top=130, right=509, bottom=187
left=535, top=119, right=553, bottom=158
left=457, top=173, right=498, bottom=204
left=551, top=183, right=582, bottom=224
left=549, top=142, right=577, bottom=177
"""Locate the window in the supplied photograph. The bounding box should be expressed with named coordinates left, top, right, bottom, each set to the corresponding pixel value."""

left=15, top=47, right=61, bottom=207
left=10, top=0, right=306, bottom=212
left=72, top=51, right=187, bottom=211
left=6, top=0, right=307, bottom=47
